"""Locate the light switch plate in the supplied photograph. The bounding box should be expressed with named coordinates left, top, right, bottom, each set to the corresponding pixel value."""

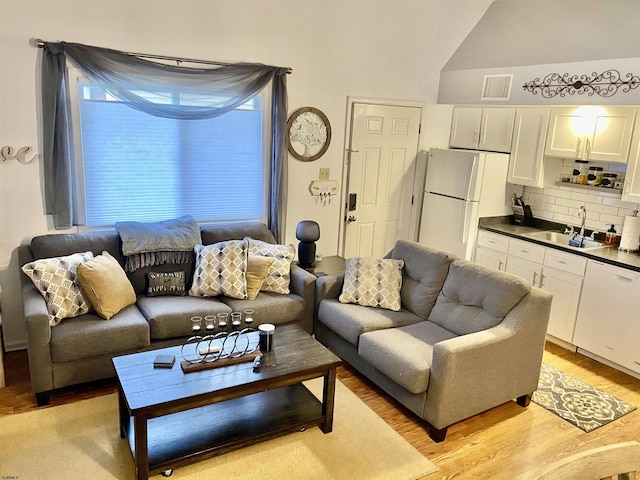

left=319, top=168, right=330, bottom=180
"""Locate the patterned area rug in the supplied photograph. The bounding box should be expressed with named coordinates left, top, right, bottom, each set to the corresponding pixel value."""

left=532, top=363, right=637, bottom=432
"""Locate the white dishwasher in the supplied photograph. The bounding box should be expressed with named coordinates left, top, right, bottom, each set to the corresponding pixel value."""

left=573, top=260, right=640, bottom=375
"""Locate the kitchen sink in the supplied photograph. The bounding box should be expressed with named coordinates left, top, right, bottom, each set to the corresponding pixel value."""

left=521, top=230, right=609, bottom=250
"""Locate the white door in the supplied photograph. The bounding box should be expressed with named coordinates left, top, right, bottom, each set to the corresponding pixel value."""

left=344, top=103, right=421, bottom=259
left=508, top=107, right=549, bottom=187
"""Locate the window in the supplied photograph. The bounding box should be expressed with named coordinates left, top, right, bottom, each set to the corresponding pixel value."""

left=70, top=76, right=270, bottom=228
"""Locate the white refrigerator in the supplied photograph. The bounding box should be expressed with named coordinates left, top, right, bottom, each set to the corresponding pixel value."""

left=418, top=148, right=519, bottom=260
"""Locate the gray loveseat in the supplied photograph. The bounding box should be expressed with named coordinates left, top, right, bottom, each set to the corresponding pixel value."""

left=315, top=240, right=552, bottom=442
left=17, top=221, right=315, bottom=405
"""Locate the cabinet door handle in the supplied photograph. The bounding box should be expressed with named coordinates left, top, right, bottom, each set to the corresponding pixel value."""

left=538, top=273, right=544, bottom=288
left=488, top=240, right=495, bottom=244
left=558, top=260, right=567, bottom=264
left=575, top=137, right=582, bottom=158
left=498, top=260, right=503, bottom=270
left=532, top=271, right=538, bottom=286
left=585, top=138, right=591, bottom=158
left=521, top=249, right=529, bottom=254
left=615, top=274, right=634, bottom=283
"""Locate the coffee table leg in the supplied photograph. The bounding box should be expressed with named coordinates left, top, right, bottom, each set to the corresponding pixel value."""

left=134, top=415, right=149, bottom=480
left=321, top=367, right=337, bottom=433
left=118, top=388, right=127, bottom=439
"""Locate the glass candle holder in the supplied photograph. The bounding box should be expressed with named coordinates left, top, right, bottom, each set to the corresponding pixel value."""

left=231, top=312, right=242, bottom=330
left=243, top=309, right=254, bottom=326
left=191, top=316, right=202, bottom=333
left=217, top=312, right=229, bottom=331
left=204, top=315, right=216, bottom=333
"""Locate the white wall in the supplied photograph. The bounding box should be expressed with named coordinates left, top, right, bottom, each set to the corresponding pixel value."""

left=0, top=0, right=494, bottom=349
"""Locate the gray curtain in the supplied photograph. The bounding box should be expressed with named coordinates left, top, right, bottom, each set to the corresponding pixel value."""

left=41, top=41, right=288, bottom=242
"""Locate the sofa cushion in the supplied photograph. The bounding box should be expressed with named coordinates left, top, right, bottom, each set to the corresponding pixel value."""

left=136, top=295, right=232, bottom=340
left=358, top=321, right=457, bottom=394
left=428, top=260, right=531, bottom=336
left=247, top=239, right=295, bottom=295
left=245, top=254, right=275, bottom=300
left=76, top=251, right=137, bottom=320
left=317, top=298, right=423, bottom=346
left=21, top=251, right=95, bottom=326
left=391, top=240, right=456, bottom=318
left=50, top=305, right=150, bottom=363
left=219, top=292, right=305, bottom=326
left=189, top=240, right=248, bottom=299
left=339, top=257, right=404, bottom=311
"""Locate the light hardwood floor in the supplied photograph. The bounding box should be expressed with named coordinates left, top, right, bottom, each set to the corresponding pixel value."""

left=1, top=342, right=639, bottom=479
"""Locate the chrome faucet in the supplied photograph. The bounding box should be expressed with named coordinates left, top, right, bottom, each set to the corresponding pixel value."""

left=578, top=205, right=586, bottom=236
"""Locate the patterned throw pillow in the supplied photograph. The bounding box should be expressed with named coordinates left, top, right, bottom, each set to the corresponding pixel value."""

left=189, top=240, right=248, bottom=299
left=146, top=271, right=187, bottom=297
left=246, top=238, right=295, bottom=294
left=339, top=257, right=405, bottom=311
left=21, top=251, right=95, bottom=326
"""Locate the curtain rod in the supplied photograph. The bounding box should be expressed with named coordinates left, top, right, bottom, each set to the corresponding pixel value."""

left=34, top=39, right=292, bottom=74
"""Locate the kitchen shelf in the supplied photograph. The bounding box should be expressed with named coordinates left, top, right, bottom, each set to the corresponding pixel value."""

left=554, top=181, right=622, bottom=195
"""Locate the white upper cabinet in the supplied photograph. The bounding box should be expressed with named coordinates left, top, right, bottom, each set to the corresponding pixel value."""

left=622, top=109, right=640, bottom=202
left=507, top=107, right=550, bottom=187
left=450, top=107, right=515, bottom=153
left=545, top=106, right=636, bottom=163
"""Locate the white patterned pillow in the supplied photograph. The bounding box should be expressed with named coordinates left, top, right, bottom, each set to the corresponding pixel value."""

left=246, top=238, right=295, bottom=294
left=339, top=257, right=404, bottom=311
left=189, top=240, right=248, bottom=299
left=21, top=251, right=95, bottom=326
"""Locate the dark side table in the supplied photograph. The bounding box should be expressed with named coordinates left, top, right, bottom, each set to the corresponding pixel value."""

left=299, top=255, right=346, bottom=277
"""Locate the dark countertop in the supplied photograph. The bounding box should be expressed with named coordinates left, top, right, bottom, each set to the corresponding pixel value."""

left=479, top=217, right=640, bottom=272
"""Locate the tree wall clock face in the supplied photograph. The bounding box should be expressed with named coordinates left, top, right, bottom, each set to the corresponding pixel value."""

left=286, top=107, right=331, bottom=161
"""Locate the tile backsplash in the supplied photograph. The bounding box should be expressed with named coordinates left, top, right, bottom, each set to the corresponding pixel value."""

left=522, top=158, right=639, bottom=234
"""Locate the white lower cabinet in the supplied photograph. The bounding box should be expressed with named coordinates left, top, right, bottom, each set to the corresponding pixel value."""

left=540, top=266, right=584, bottom=342
left=476, top=231, right=585, bottom=344
left=573, top=260, right=640, bottom=375
left=475, top=247, right=507, bottom=271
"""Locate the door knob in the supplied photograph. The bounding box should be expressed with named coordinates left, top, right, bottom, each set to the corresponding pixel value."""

left=346, top=215, right=356, bottom=223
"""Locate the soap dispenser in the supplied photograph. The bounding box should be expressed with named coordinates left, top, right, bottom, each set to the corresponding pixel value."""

left=605, top=225, right=617, bottom=245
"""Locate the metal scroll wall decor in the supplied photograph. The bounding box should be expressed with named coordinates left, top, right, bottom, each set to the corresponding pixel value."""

left=1, top=146, right=39, bottom=164
left=523, top=69, right=640, bottom=98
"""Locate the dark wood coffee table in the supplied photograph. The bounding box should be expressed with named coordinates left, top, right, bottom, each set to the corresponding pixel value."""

left=112, top=324, right=341, bottom=480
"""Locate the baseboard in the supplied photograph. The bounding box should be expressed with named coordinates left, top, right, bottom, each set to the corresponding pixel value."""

left=3, top=339, right=26, bottom=352
left=577, top=348, right=640, bottom=381
left=545, top=335, right=577, bottom=352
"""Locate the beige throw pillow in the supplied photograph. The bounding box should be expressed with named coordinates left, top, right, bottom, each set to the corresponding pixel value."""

left=76, top=251, right=137, bottom=320
left=21, top=251, right=95, bottom=326
left=245, top=254, right=275, bottom=300
left=339, top=257, right=405, bottom=311
left=189, top=240, right=248, bottom=299
left=246, top=238, right=295, bottom=294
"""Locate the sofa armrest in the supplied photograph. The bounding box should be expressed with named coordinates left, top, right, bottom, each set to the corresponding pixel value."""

left=289, top=264, right=316, bottom=334
left=424, top=288, right=552, bottom=429
left=22, top=286, right=55, bottom=394
left=314, top=273, right=345, bottom=321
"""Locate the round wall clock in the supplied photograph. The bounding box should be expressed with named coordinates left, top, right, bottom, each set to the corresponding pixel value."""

left=286, top=107, right=331, bottom=161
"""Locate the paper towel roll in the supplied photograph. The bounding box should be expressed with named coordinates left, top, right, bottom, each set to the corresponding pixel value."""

left=620, top=215, right=640, bottom=251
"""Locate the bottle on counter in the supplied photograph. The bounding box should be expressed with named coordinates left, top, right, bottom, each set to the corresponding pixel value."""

left=605, top=224, right=617, bottom=245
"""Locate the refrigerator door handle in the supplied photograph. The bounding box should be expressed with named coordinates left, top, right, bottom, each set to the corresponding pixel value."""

left=460, top=202, right=472, bottom=245
left=464, top=155, right=479, bottom=200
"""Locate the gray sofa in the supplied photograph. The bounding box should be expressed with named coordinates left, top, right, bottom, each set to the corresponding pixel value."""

left=315, top=240, right=552, bottom=442
left=17, top=221, right=315, bottom=405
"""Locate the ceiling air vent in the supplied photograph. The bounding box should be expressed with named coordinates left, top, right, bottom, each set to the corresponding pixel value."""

left=481, top=74, right=513, bottom=101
